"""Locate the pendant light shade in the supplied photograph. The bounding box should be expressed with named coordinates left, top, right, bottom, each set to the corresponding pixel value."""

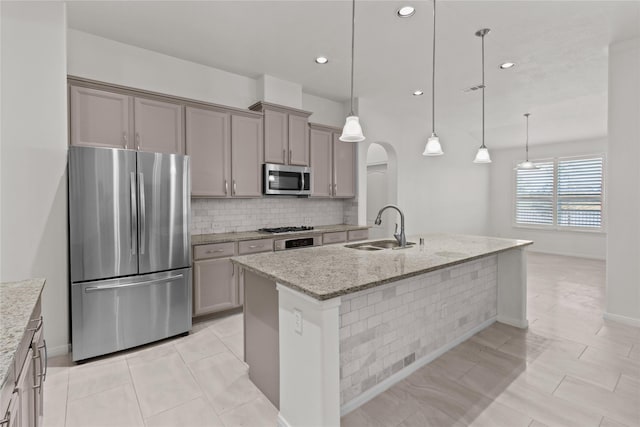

left=423, top=133, right=443, bottom=156
left=340, top=0, right=365, bottom=142
left=473, top=28, right=491, bottom=164
left=516, top=113, right=539, bottom=170
left=341, top=116, right=365, bottom=142
left=423, top=0, right=443, bottom=156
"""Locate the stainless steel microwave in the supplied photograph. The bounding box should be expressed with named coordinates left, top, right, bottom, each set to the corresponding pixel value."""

left=263, top=163, right=311, bottom=196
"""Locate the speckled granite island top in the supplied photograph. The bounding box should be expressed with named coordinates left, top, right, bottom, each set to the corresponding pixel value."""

left=231, top=234, right=532, bottom=300
left=192, top=224, right=369, bottom=245
left=1, top=278, right=45, bottom=392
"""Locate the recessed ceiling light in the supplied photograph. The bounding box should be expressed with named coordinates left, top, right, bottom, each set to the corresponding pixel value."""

left=315, top=56, right=328, bottom=64
left=413, top=90, right=424, bottom=96
left=500, top=62, right=516, bottom=69
left=397, top=6, right=415, bottom=18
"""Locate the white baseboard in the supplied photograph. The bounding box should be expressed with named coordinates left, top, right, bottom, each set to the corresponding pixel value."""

left=277, top=413, right=292, bottom=427
left=603, top=312, right=640, bottom=327
left=340, top=316, right=497, bottom=417
left=48, top=343, right=70, bottom=357
left=496, top=315, right=529, bottom=329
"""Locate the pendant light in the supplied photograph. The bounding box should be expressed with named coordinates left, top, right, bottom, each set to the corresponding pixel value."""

left=473, top=28, right=491, bottom=163
left=516, top=113, right=539, bottom=170
left=423, top=0, right=443, bottom=156
left=340, top=0, right=365, bottom=142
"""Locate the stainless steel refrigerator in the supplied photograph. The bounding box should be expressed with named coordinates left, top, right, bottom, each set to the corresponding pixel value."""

left=69, top=146, right=191, bottom=362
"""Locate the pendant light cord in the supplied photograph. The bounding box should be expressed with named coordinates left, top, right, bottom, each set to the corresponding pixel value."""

left=349, top=0, right=356, bottom=116
left=481, top=33, right=486, bottom=149
left=525, top=113, right=530, bottom=161
left=432, top=0, right=436, bottom=134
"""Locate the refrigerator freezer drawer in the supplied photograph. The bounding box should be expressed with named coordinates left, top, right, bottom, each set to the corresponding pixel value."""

left=71, top=268, right=192, bottom=361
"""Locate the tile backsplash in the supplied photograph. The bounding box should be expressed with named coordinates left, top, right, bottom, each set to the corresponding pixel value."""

left=191, top=197, right=358, bottom=234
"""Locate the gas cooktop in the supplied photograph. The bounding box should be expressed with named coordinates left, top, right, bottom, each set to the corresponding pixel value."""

left=258, top=226, right=315, bottom=234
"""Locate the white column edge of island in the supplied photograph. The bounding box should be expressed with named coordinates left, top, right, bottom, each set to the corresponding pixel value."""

left=276, top=284, right=341, bottom=427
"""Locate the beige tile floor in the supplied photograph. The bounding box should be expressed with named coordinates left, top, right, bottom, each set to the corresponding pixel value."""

left=44, top=252, right=639, bottom=427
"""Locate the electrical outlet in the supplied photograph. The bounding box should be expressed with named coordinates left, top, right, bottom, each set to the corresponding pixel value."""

left=294, top=309, right=303, bottom=334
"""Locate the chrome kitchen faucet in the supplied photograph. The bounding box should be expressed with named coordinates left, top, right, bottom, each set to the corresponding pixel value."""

left=374, top=204, right=408, bottom=248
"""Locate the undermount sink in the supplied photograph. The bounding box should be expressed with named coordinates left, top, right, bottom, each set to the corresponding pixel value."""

left=346, top=239, right=416, bottom=251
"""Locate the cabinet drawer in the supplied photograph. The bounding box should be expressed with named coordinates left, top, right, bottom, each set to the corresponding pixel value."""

left=323, top=231, right=347, bottom=245
left=238, top=239, right=274, bottom=255
left=348, top=229, right=369, bottom=242
left=194, top=242, right=236, bottom=260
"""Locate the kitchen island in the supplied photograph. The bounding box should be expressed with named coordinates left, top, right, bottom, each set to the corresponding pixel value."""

left=231, top=234, right=532, bottom=427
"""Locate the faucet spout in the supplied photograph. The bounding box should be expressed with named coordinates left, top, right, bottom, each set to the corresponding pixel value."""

left=374, top=204, right=407, bottom=247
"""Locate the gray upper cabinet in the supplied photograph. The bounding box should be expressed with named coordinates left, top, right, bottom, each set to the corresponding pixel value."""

left=185, top=107, right=230, bottom=197
left=70, top=86, right=132, bottom=149
left=231, top=114, right=263, bottom=197
left=263, top=109, right=288, bottom=164
left=333, top=133, right=356, bottom=198
left=134, top=98, right=184, bottom=154
left=309, top=126, right=333, bottom=197
left=288, top=114, right=309, bottom=166
left=309, top=124, right=356, bottom=198
left=69, top=82, right=184, bottom=155
left=186, top=106, right=262, bottom=198
left=249, top=102, right=312, bottom=166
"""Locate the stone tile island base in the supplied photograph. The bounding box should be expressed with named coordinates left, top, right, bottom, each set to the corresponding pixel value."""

left=274, top=248, right=527, bottom=427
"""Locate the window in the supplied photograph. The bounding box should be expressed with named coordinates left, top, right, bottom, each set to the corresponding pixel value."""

left=515, top=155, right=604, bottom=230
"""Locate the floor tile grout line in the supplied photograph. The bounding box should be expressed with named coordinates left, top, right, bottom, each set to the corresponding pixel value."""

left=577, top=344, right=589, bottom=359
left=598, top=414, right=605, bottom=427
left=550, top=374, right=566, bottom=396
left=612, top=372, right=622, bottom=393
left=124, top=356, right=148, bottom=426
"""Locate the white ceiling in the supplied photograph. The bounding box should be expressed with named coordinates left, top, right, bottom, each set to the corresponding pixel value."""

left=66, top=1, right=640, bottom=148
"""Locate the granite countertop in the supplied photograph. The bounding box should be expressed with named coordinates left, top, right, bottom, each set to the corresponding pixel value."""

left=1, top=278, right=45, bottom=394
left=231, top=234, right=532, bottom=300
left=192, top=224, right=370, bottom=245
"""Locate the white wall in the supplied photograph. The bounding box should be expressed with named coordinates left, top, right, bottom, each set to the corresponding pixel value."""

left=68, top=29, right=343, bottom=127
left=606, top=38, right=640, bottom=325
left=489, top=138, right=607, bottom=260
left=357, top=96, right=490, bottom=237
left=1, top=2, right=69, bottom=354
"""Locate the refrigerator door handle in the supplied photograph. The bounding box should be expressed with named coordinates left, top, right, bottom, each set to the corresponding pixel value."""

left=130, top=172, right=137, bottom=255
left=138, top=172, right=146, bottom=255
left=84, top=274, right=184, bottom=293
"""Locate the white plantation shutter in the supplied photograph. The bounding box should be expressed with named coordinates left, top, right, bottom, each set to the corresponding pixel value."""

left=515, top=161, right=554, bottom=225
left=557, top=157, right=603, bottom=228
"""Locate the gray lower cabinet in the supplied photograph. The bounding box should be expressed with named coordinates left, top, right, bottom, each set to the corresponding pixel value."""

left=186, top=107, right=262, bottom=198
left=2, top=301, right=46, bottom=427
left=309, top=123, right=356, bottom=198
left=193, top=242, right=238, bottom=316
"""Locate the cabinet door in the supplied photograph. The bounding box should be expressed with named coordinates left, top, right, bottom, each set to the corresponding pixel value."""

left=288, top=114, right=309, bottom=166
left=263, top=109, right=287, bottom=164
left=333, top=133, right=356, bottom=198
left=32, top=327, right=45, bottom=427
left=17, top=349, right=35, bottom=427
left=186, top=107, right=230, bottom=197
left=231, top=115, right=263, bottom=197
left=134, top=98, right=184, bottom=154
left=193, top=258, right=238, bottom=316
left=6, top=391, right=20, bottom=427
left=310, top=128, right=333, bottom=197
left=70, top=86, right=132, bottom=149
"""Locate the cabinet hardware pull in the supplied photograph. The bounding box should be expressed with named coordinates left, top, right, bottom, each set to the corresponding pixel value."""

left=41, top=339, right=48, bottom=381
left=136, top=132, right=141, bottom=151
left=289, top=149, right=292, bottom=163
left=27, top=316, right=43, bottom=332
left=233, top=180, right=237, bottom=195
left=232, top=266, right=235, bottom=277
left=206, top=249, right=225, bottom=254
left=248, top=245, right=262, bottom=249
left=130, top=172, right=137, bottom=256
left=122, top=132, right=128, bottom=148
left=225, top=180, right=228, bottom=195
left=282, top=148, right=286, bottom=162
left=139, top=173, right=146, bottom=255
